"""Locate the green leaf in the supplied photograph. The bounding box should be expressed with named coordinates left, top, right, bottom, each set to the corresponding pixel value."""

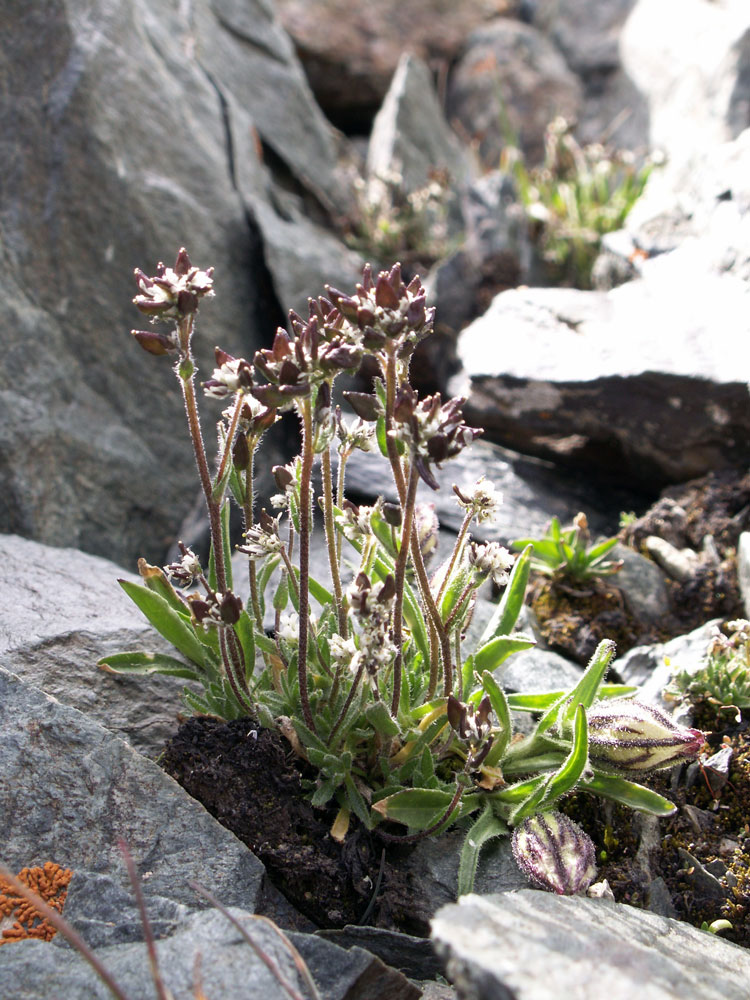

left=586, top=536, right=619, bottom=561
left=535, top=638, right=616, bottom=735
left=118, top=580, right=206, bottom=667
left=365, top=701, right=400, bottom=737
left=234, top=610, right=257, bottom=683
left=494, top=774, right=545, bottom=805
left=581, top=772, right=677, bottom=816
left=481, top=671, right=512, bottom=765
left=98, top=651, right=201, bottom=680
left=344, top=774, right=373, bottom=830
left=540, top=702, right=588, bottom=806
left=457, top=804, right=509, bottom=897
left=478, top=545, right=532, bottom=645
left=507, top=684, right=636, bottom=712
left=372, top=787, right=458, bottom=832
left=273, top=572, right=290, bottom=613
left=137, top=563, right=192, bottom=618
left=473, top=634, right=535, bottom=673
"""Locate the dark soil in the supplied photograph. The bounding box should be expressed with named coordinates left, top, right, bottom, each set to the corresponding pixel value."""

left=531, top=469, right=750, bottom=665
left=159, top=717, right=429, bottom=933
left=529, top=575, right=651, bottom=665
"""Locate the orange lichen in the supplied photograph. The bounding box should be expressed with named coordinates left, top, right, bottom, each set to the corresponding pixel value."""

left=0, top=862, right=73, bottom=945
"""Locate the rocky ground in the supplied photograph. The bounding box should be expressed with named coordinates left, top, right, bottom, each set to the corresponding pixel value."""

left=2, top=0, right=750, bottom=997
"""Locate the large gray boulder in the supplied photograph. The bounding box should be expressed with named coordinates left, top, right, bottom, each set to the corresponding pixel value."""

left=0, top=533, right=188, bottom=758
left=450, top=253, right=750, bottom=488
left=0, top=906, right=420, bottom=1000
left=0, top=667, right=265, bottom=926
left=0, top=0, right=359, bottom=568
left=432, top=890, right=750, bottom=1000
left=446, top=19, right=582, bottom=166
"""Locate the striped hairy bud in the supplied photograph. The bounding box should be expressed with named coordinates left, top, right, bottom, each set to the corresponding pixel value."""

left=586, top=698, right=705, bottom=772
left=512, top=811, right=597, bottom=895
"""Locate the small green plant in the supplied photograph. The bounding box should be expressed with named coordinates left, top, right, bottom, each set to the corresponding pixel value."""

left=502, top=117, right=654, bottom=288
left=665, top=620, right=750, bottom=722
left=344, top=169, right=452, bottom=272
left=103, top=250, right=703, bottom=896
left=512, top=512, right=623, bottom=583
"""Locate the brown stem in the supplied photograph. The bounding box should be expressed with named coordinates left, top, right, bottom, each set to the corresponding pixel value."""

left=213, top=393, right=244, bottom=502
left=328, top=655, right=367, bottom=746
left=390, top=462, right=420, bottom=716
left=409, top=530, right=453, bottom=697
left=383, top=349, right=407, bottom=504
left=244, top=460, right=264, bottom=629
left=322, top=445, right=348, bottom=636
left=296, top=398, right=316, bottom=733
left=176, top=321, right=249, bottom=701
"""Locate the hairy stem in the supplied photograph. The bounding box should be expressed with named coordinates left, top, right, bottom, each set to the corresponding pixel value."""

left=297, top=399, right=316, bottom=733
left=390, top=462, right=420, bottom=716
left=434, top=509, right=473, bottom=606
left=322, top=445, right=348, bottom=636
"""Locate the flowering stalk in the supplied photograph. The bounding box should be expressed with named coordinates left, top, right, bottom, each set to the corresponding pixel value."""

left=296, top=397, right=316, bottom=733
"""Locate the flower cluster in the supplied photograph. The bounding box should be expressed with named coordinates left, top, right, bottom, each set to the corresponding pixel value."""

left=391, top=385, right=482, bottom=489
left=131, top=248, right=214, bottom=355
left=237, top=510, right=284, bottom=560
left=163, top=542, right=203, bottom=588
left=327, top=263, right=434, bottom=359
left=453, top=478, right=504, bottom=525
left=252, top=297, right=362, bottom=408
left=188, top=589, right=243, bottom=627
left=468, top=541, right=514, bottom=587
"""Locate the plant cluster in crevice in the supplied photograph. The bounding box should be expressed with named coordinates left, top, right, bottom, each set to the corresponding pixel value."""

left=103, top=249, right=705, bottom=911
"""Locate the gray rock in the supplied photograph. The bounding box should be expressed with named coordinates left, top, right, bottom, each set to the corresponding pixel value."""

left=611, top=543, right=671, bottom=626
left=0, top=906, right=419, bottom=1000
left=622, top=1, right=750, bottom=170
left=446, top=19, right=583, bottom=167
left=275, top=0, right=512, bottom=132
left=424, top=170, right=530, bottom=355
left=737, top=531, right=750, bottom=616
left=367, top=53, right=474, bottom=198
left=317, top=924, right=444, bottom=981
left=617, top=620, right=718, bottom=715
left=532, top=0, right=648, bottom=149
left=0, top=534, right=188, bottom=758
left=496, top=645, right=581, bottom=693
left=451, top=268, right=750, bottom=489
left=405, top=829, right=528, bottom=923
left=643, top=536, right=702, bottom=583
left=432, top=890, right=750, bottom=1000
left=0, top=668, right=265, bottom=933
left=343, top=439, right=624, bottom=548
left=0, top=0, right=353, bottom=567
left=677, top=849, right=730, bottom=904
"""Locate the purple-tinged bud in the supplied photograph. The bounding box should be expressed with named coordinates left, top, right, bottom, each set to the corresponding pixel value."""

left=375, top=274, right=399, bottom=310
left=343, top=391, right=382, bottom=422
left=512, top=812, right=597, bottom=895
left=232, top=432, right=250, bottom=471
left=131, top=329, right=178, bottom=356
left=586, top=698, right=705, bottom=772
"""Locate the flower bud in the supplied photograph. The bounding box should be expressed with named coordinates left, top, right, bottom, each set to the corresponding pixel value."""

left=512, top=811, right=597, bottom=895
left=586, top=698, right=705, bottom=772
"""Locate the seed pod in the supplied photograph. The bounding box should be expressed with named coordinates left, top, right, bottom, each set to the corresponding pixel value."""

left=512, top=811, right=597, bottom=895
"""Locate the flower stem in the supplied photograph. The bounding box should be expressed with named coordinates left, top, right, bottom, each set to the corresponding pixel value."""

left=390, top=462, right=420, bottom=716
left=322, top=445, right=348, bottom=637
left=297, top=398, right=316, bottom=733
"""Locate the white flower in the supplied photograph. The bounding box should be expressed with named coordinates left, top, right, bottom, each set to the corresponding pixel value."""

left=453, top=477, right=503, bottom=525
left=468, top=541, right=514, bottom=586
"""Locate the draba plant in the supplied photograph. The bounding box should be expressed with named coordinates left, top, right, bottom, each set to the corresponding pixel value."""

left=665, top=619, right=750, bottom=723
left=102, top=250, right=704, bottom=895
left=502, top=116, right=654, bottom=289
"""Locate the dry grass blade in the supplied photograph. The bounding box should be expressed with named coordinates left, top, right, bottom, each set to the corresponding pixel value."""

left=118, top=840, right=173, bottom=1000
left=189, top=881, right=319, bottom=1000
